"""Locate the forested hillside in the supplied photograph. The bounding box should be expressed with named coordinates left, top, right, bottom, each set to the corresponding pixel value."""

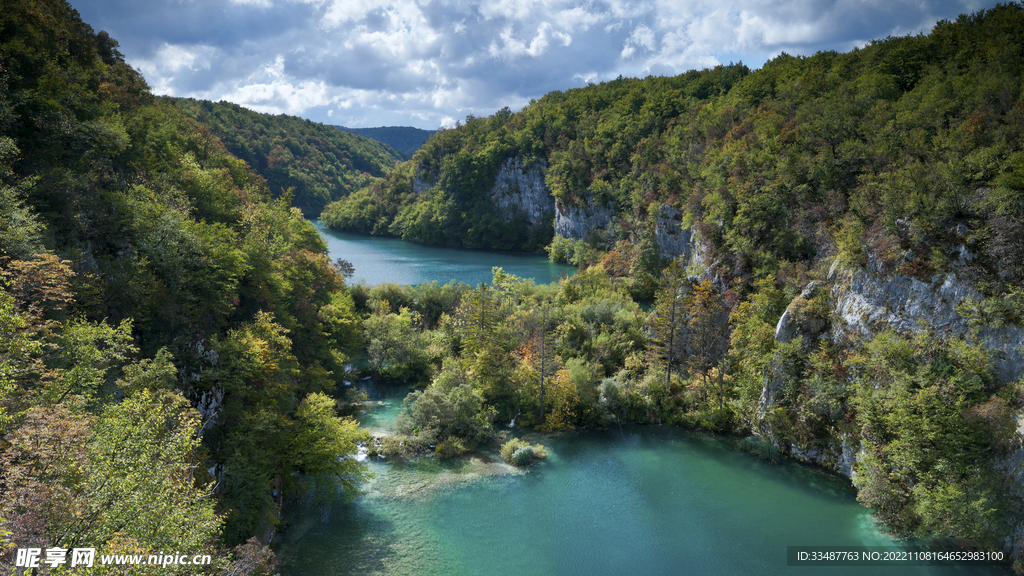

left=172, top=98, right=402, bottom=217
left=335, top=125, right=434, bottom=158
left=1, top=0, right=369, bottom=568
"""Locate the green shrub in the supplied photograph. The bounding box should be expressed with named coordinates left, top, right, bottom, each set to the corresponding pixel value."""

left=435, top=438, right=468, bottom=459
left=511, top=446, right=536, bottom=466
left=500, top=438, right=548, bottom=466
left=500, top=438, right=529, bottom=462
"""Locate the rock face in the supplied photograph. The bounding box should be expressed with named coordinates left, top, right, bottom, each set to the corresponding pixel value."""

left=788, top=434, right=860, bottom=479
left=830, top=261, right=1024, bottom=385
left=759, top=281, right=826, bottom=416
left=999, top=418, right=1024, bottom=561
left=759, top=261, right=1024, bottom=481
left=654, top=204, right=692, bottom=261
left=412, top=177, right=432, bottom=194
left=554, top=196, right=614, bottom=239
left=488, top=157, right=554, bottom=226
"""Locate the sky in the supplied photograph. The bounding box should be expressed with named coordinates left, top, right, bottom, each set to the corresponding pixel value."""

left=70, top=0, right=997, bottom=130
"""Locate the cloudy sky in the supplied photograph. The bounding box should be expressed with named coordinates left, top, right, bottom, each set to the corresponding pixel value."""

left=71, top=0, right=996, bottom=129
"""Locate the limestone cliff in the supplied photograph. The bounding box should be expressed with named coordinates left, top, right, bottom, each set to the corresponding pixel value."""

left=654, top=205, right=692, bottom=261
left=759, top=260, right=1024, bottom=483
left=829, top=260, right=1024, bottom=384
left=554, top=196, right=614, bottom=240
left=488, top=157, right=554, bottom=226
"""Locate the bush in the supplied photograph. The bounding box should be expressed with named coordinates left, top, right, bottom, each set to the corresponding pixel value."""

left=511, top=446, right=536, bottom=466
left=435, top=437, right=468, bottom=459
left=500, top=438, right=548, bottom=466
left=500, top=437, right=529, bottom=462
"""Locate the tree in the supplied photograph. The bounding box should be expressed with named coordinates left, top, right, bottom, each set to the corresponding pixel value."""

left=287, top=392, right=372, bottom=499
left=518, top=305, right=558, bottom=425
left=1, top=388, right=223, bottom=568
left=647, top=259, right=690, bottom=391
left=686, top=279, right=729, bottom=412
left=88, top=388, right=223, bottom=554
left=460, top=283, right=499, bottom=355
left=363, top=304, right=427, bottom=382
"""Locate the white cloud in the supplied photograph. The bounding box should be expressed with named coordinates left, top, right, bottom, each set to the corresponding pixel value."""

left=72, top=0, right=1002, bottom=128
left=321, top=0, right=382, bottom=28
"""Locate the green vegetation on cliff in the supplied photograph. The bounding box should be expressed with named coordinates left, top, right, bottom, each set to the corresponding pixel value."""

left=172, top=98, right=402, bottom=217
left=325, top=3, right=1024, bottom=564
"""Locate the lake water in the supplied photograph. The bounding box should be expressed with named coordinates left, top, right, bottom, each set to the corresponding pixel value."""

left=314, top=221, right=575, bottom=286
left=275, top=384, right=1009, bottom=576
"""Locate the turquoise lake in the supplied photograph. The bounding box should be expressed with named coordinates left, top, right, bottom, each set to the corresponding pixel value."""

left=314, top=220, right=575, bottom=286
left=275, top=384, right=1008, bottom=576
left=277, top=229, right=1011, bottom=575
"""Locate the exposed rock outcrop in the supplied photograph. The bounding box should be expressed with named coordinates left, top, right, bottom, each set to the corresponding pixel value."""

left=830, top=260, right=1024, bottom=385
left=759, top=261, right=1024, bottom=485
left=789, top=434, right=860, bottom=479
left=759, top=281, right=827, bottom=416
left=412, top=177, right=432, bottom=194
left=554, top=196, right=614, bottom=240
left=488, top=157, right=554, bottom=226
left=654, top=204, right=692, bottom=261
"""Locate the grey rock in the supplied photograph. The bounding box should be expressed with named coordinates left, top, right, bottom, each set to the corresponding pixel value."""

left=788, top=434, right=860, bottom=479
left=774, top=281, right=821, bottom=343
left=412, top=177, right=432, bottom=194
left=554, top=196, right=614, bottom=240
left=488, top=157, right=554, bottom=226
left=654, top=204, right=693, bottom=261
left=830, top=261, right=1024, bottom=384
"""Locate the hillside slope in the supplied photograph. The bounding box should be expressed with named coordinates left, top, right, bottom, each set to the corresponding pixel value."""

left=318, top=3, right=1024, bottom=563
left=323, top=5, right=1024, bottom=298
left=172, top=98, right=402, bottom=217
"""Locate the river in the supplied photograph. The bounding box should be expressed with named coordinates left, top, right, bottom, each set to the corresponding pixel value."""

left=279, top=228, right=1010, bottom=575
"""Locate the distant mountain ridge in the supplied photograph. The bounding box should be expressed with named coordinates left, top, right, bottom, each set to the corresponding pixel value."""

left=336, top=125, right=435, bottom=158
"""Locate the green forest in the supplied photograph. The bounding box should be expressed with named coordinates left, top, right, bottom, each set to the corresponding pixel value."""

left=3, top=0, right=1024, bottom=573
left=323, top=4, right=1024, bottom=297
left=171, top=98, right=402, bottom=217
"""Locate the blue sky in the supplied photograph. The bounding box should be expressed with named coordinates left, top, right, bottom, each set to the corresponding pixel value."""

left=70, top=0, right=996, bottom=129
